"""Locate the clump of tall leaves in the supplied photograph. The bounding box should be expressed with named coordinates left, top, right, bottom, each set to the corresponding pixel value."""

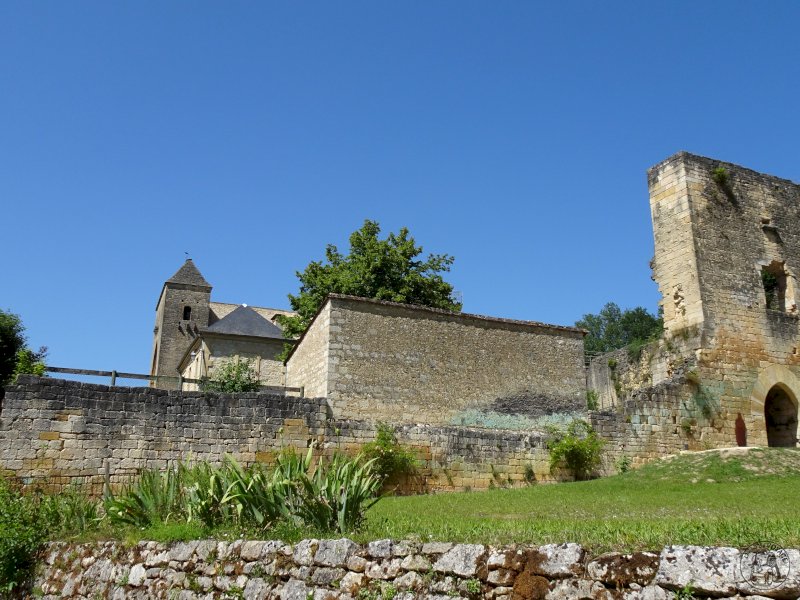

left=104, top=465, right=186, bottom=527
left=547, top=419, right=605, bottom=481
left=38, top=484, right=101, bottom=536
left=289, top=451, right=382, bottom=532
left=104, top=451, right=382, bottom=534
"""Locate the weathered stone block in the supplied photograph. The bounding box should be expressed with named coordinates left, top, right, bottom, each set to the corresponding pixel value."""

left=316, top=538, right=359, bottom=567
left=526, top=544, right=585, bottom=579
left=293, top=539, right=319, bottom=566
left=655, top=545, right=738, bottom=596
left=434, top=544, right=486, bottom=577
left=586, top=552, right=659, bottom=587
left=367, top=539, right=393, bottom=558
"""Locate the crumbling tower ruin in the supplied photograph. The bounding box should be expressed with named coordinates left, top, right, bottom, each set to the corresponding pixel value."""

left=648, top=152, right=800, bottom=447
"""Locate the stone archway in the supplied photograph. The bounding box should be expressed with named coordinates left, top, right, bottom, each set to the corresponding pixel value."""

left=750, top=364, right=800, bottom=447
left=765, top=385, right=799, bottom=447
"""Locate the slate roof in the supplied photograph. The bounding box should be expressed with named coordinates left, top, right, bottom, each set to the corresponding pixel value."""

left=166, top=259, right=212, bottom=289
left=205, top=305, right=285, bottom=339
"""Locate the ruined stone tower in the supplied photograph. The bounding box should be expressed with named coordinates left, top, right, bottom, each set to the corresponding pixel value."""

left=150, top=259, right=212, bottom=389
left=648, top=152, right=800, bottom=447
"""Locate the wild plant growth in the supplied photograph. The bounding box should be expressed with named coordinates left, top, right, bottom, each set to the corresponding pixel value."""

left=104, top=450, right=382, bottom=534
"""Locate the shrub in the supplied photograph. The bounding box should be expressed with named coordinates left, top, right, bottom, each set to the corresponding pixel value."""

left=39, top=484, right=101, bottom=536
left=362, top=424, right=417, bottom=483
left=547, top=420, right=604, bottom=481
left=585, top=390, right=599, bottom=411
left=523, top=464, right=536, bottom=485
left=200, top=358, right=261, bottom=393
left=0, top=478, right=47, bottom=595
left=615, top=455, right=632, bottom=474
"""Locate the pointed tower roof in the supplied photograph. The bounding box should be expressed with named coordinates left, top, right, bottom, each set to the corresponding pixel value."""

left=166, top=259, right=212, bottom=290
left=205, top=305, right=285, bottom=339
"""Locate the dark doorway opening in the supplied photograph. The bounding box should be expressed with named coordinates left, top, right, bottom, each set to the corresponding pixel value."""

left=765, top=385, right=798, bottom=447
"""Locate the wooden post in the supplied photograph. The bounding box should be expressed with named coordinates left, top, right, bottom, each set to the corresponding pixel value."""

left=110, top=370, right=117, bottom=386
left=103, top=459, right=111, bottom=498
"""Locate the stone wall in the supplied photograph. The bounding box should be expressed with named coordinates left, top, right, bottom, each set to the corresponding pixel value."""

left=0, top=377, right=561, bottom=495
left=590, top=376, right=710, bottom=470
left=289, top=295, right=586, bottom=426
left=34, top=538, right=800, bottom=599
left=286, top=302, right=331, bottom=399
left=587, top=333, right=735, bottom=467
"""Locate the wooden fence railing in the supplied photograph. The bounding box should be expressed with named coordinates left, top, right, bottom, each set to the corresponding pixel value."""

left=44, top=367, right=304, bottom=396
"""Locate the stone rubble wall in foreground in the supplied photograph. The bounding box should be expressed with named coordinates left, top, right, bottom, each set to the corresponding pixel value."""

left=35, top=539, right=800, bottom=600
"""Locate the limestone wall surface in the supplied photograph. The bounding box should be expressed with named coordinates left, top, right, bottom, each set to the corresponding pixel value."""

left=286, top=302, right=331, bottom=399
left=0, top=377, right=561, bottom=494
left=293, top=296, right=586, bottom=426
left=35, top=539, right=800, bottom=600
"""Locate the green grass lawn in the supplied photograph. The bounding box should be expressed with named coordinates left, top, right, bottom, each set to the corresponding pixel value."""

left=359, top=447, right=800, bottom=552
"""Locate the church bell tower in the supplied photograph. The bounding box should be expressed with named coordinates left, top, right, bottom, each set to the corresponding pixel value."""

left=150, top=259, right=212, bottom=389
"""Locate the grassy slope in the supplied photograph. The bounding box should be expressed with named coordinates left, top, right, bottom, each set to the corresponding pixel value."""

left=360, top=448, right=800, bottom=552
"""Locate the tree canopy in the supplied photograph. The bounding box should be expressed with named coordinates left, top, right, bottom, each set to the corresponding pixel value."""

left=0, top=310, right=26, bottom=386
left=0, top=309, right=47, bottom=386
left=277, top=220, right=461, bottom=352
left=575, top=302, right=662, bottom=355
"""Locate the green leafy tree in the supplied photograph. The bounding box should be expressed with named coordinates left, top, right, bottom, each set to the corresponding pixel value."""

left=0, top=310, right=47, bottom=386
left=277, top=220, right=461, bottom=355
left=200, top=358, right=261, bottom=393
left=0, top=310, right=26, bottom=386
left=11, top=348, right=47, bottom=381
left=576, top=302, right=662, bottom=355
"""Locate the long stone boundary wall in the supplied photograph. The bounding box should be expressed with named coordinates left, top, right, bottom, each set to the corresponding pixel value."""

left=0, top=377, right=558, bottom=494
left=35, top=538, right=800, bottom=599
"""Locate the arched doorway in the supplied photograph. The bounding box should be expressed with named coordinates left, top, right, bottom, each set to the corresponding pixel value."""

left=764, top=385, right=799, bottom=447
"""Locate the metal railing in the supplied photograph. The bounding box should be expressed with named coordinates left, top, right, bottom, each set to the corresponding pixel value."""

left=44, top=366, right=304, bottom=396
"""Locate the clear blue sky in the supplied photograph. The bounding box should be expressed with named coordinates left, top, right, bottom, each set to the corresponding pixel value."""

left=3, top=2, right=799, bottom=377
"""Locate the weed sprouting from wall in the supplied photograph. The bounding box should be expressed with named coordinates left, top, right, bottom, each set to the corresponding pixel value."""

left=586, top=390, right=599, bottom=411
left=692, top=386, right=719, bottom=421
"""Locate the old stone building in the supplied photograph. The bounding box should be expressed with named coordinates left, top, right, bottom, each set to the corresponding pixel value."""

left=151, top=260, right=587, bottom=423
left=178, top=305, right=290, bottom=390
left=284, top=294, right=586, bottom=425
left=149, top=259, right=293, bottom=389
left=589, top=151, right=800, bottom=452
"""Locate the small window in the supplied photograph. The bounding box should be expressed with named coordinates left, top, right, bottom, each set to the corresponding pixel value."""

left=182, top=306, right=192, bottom=321
left=762, top=262, right=787, bottom=312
